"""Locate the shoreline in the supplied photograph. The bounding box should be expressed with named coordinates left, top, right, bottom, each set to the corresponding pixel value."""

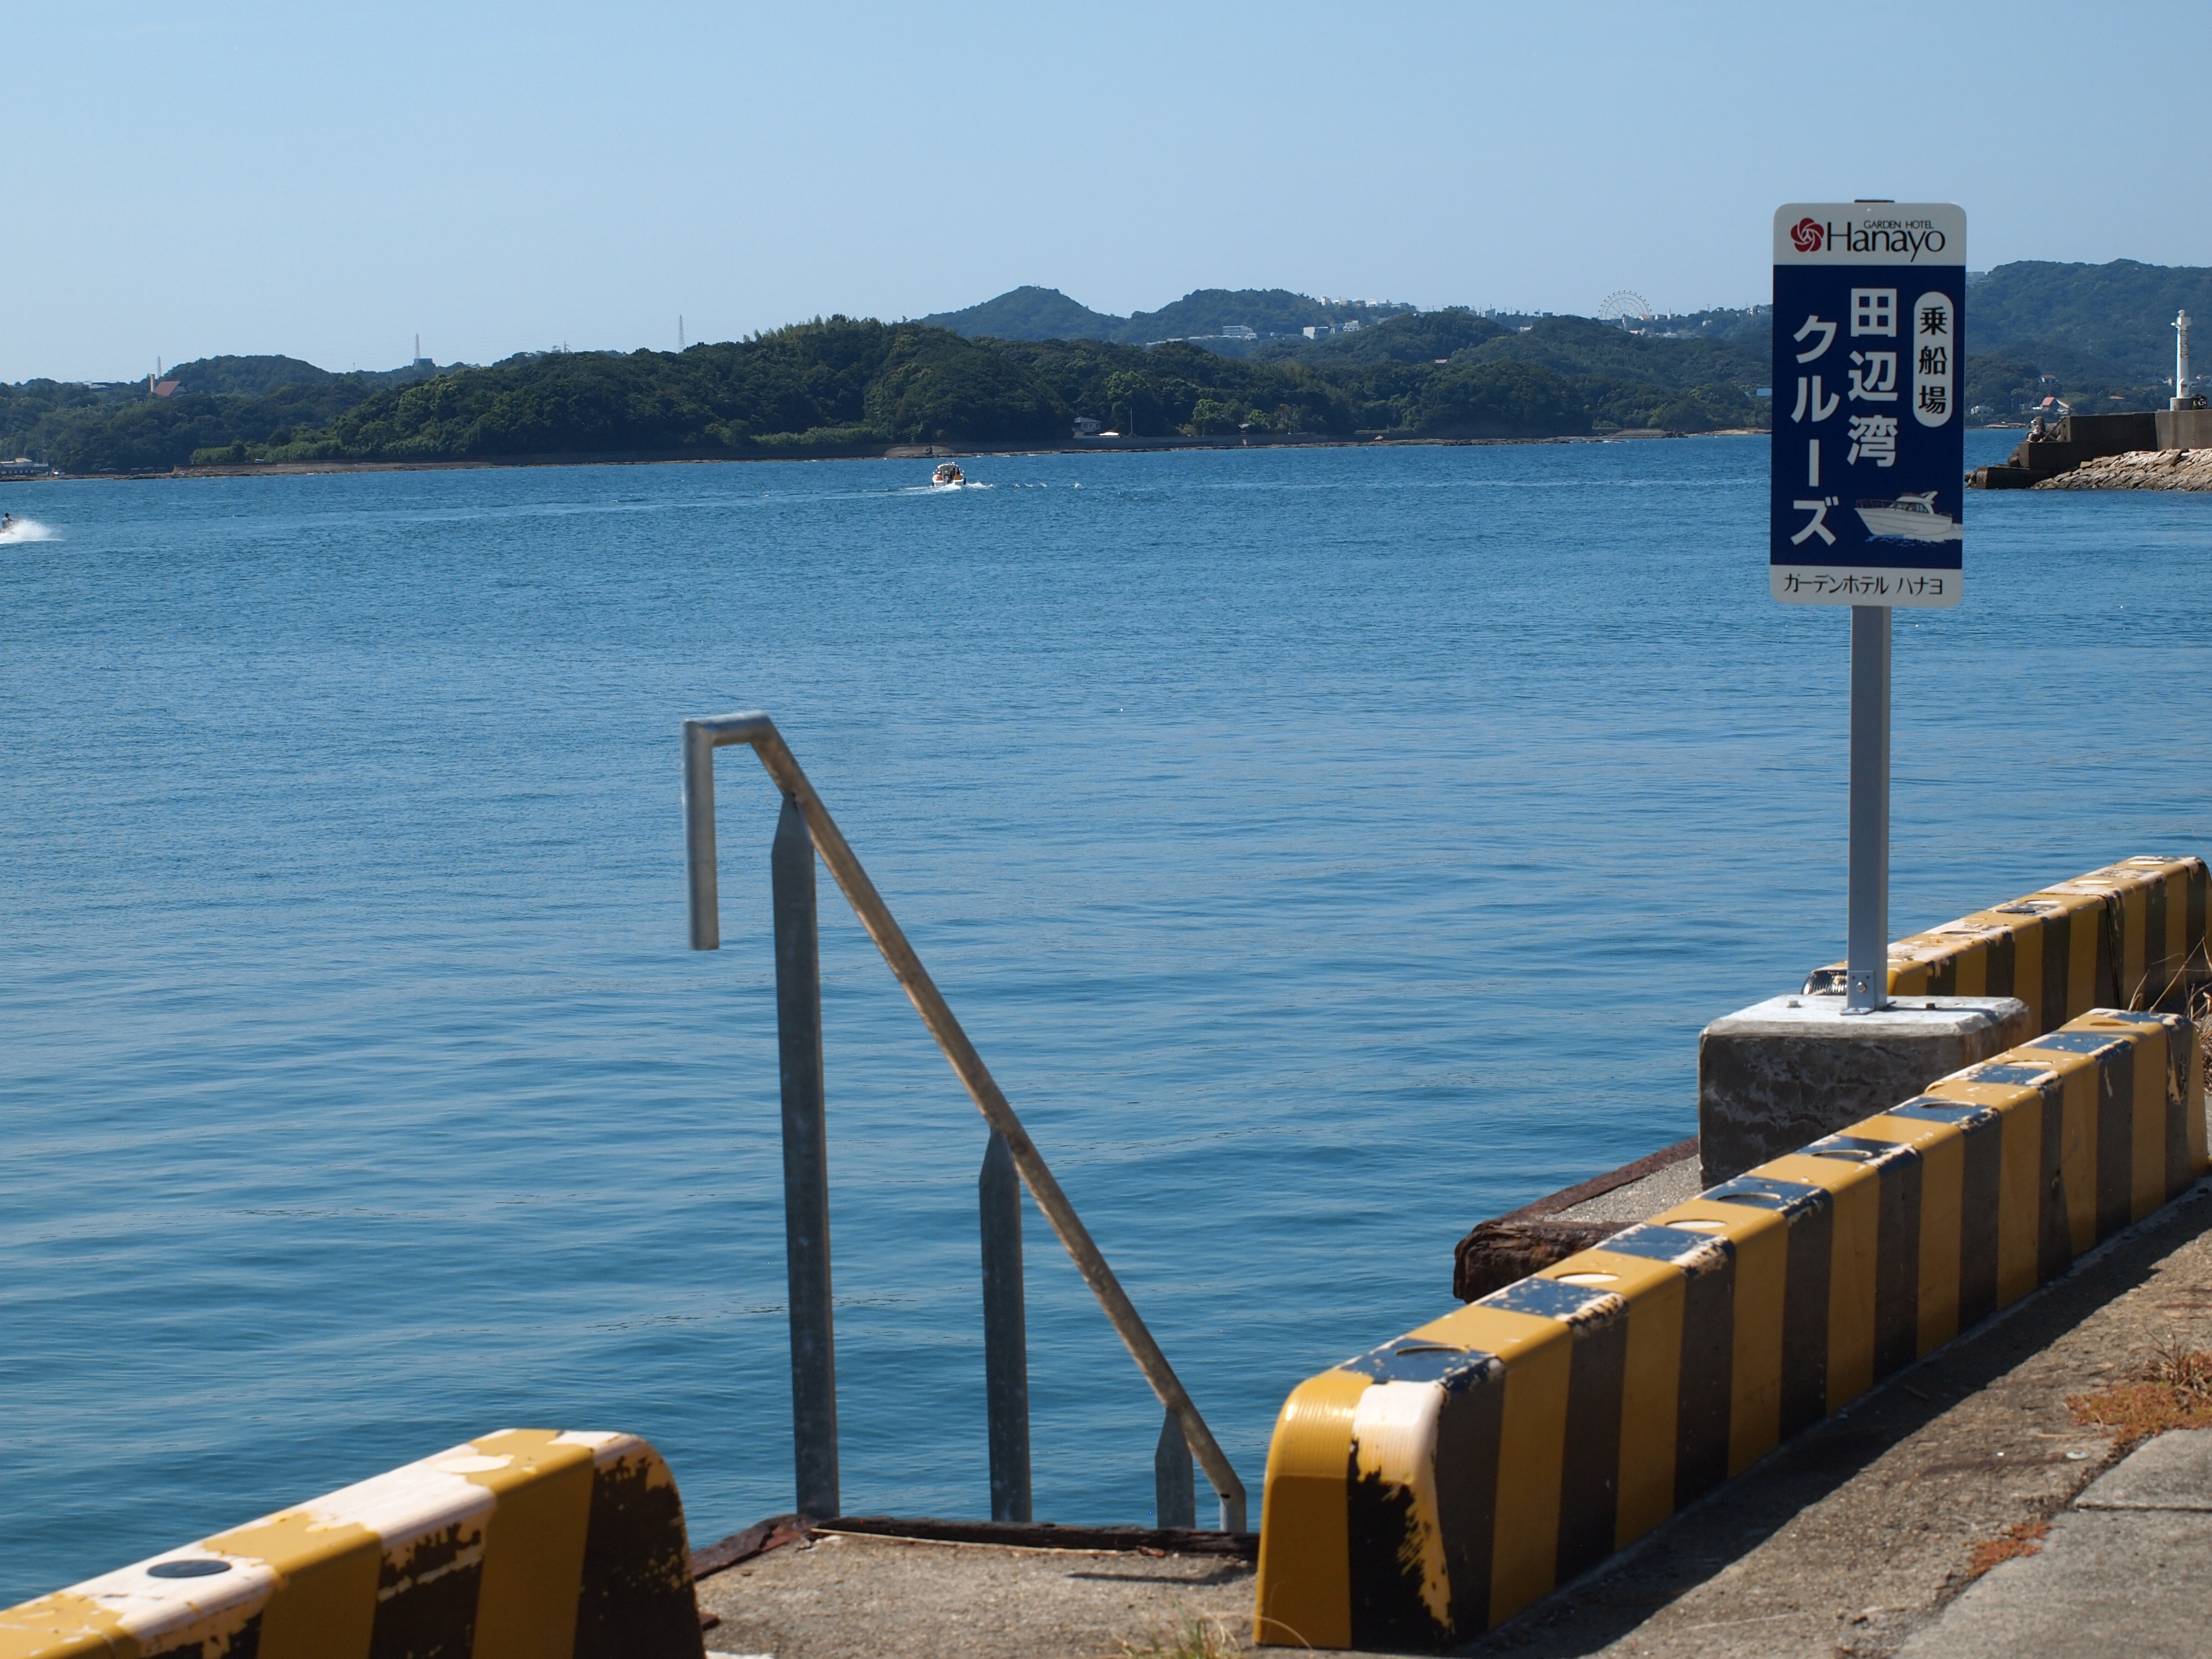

left=3, top=426, right=1771, bottom=483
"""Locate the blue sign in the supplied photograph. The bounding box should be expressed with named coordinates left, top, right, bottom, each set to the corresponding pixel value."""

left=1771, top=203, right=1965, bottom=607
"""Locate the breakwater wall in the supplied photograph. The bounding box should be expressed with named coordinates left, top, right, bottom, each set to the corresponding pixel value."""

left=1798, top=856, right=2205, bottom=1019
left=1697, top=855, right=2210, bottom=1178
left=1457, top=858, right=2208, bottom=1312
left=1254, top=1004, right=2202, bottom=1651
left=0, top=1430, right=704, bottom=1658
left=1256, top=855, right=2210, bottom=1651
left=1970, top=407, right=2212, bottom=489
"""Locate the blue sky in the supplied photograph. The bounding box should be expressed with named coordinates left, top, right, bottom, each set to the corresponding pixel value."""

left=10, top=1, right=2208, bottom=381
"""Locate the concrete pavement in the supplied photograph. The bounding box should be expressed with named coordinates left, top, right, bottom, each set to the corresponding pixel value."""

left=696, top=1528, right=1255, bottom=1659
left=1900, top=1427, right=2212, bottom=1658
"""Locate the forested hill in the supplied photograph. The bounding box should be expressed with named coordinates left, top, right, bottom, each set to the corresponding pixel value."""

left=9, top=258, right=2198, bottom=473
left=157, top=354, right=449, bottom=397
left=1962, top=259, right=2210, bottom=416
left=0, top=311, right=1768, bottom=471
left=917, top=286, right=1119, bottom=340
left=0, top=353, right=460, bottom=473
left=916, top=263, right=2210, bottom=421
left=918, top=285, right=1412, bottom=343
left=1971, top=261, right=2210, bottom=376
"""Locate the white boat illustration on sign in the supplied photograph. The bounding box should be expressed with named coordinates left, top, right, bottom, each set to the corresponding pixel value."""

left=1855, top=492, right=1962, bottom=541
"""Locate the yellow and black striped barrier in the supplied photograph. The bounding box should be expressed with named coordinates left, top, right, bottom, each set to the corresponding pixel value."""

left=0, top=1429, right=702, bottom=1659
left=1254, top=1007, right=2202, bottom=1650
left=1804, top=855, right=2209, bottom=1029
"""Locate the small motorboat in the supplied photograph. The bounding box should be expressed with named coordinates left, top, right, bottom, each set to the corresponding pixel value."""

left=931, top=462, right=965, bottom=487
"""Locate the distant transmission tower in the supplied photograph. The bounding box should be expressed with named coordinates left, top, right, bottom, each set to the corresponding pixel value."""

left=1596, top=290, right=1653, bottom=330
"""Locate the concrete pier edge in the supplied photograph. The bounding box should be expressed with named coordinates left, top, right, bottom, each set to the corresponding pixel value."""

left=1257, top=996, right=2203, bottom=1651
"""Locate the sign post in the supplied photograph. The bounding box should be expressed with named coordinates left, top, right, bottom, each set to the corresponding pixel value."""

left=1771, top=202, right=1965, bottom=1013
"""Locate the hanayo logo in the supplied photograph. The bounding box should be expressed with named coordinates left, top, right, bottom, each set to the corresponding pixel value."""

left=1790, top=217, right=1825, bottom=253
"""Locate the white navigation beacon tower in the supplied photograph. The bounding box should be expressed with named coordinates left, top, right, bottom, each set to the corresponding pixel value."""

left=2176, top=309, right=2193, bottom=408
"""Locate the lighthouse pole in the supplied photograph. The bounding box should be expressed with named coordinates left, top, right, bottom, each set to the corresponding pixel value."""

left=2176, top=310, right=2192, bottom=408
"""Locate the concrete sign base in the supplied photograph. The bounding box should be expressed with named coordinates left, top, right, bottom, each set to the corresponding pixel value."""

left=1699, top=992, right=2030, bottom=1184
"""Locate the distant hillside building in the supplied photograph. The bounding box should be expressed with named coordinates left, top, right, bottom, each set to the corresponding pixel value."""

left=1220, top=325, right=1257, bottom=340
left=152, top=380, right=182, bottom=398
left=1302, top=325, right=1331, bottom=340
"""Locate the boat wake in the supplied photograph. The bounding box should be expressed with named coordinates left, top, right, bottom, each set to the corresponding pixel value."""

left=0, top=516, right=55, bottom=543
left=893, top=482, right=1090, bottom=495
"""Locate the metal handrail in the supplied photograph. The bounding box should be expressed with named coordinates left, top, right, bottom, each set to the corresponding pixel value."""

left=684, top=711, right=1248, bottom=1533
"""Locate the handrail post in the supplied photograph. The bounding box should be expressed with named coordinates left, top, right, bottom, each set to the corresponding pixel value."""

left=773, top=795, right=839, bottom=1519
left=1154, top=1409, right=1195, bottom=1530
left=683, top=720, right=721, bottom=950
left=979, top=1130, right=1032, bottom=1522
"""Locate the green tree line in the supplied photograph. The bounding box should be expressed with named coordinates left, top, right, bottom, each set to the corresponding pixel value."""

left=3, top=313, right=1770, bottom=472
left=9, top=261, right=2209, bottom=469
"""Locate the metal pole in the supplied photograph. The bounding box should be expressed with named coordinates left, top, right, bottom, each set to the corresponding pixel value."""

left=1845, top=605, right=1892, bottom=1013
left=979, top=1130, right=1031, bottom=1522
left=682, top=713, right=1247, bottom=1532
left=682, top=718, right=729, bottom=950
left=773, top=795, right=839, bottom=1517
left=1154, top=1409, right=1195, bottom=1530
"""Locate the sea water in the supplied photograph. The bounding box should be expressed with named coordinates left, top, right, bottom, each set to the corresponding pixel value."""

left=1, top=433, right=2204, bottom=1598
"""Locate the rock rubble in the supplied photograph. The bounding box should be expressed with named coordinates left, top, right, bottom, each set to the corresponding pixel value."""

left=2032, top=447, right=2212, bottom=489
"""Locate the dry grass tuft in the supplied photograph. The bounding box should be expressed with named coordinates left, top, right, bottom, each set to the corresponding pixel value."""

left=1966, top=1520, right=2050, bottom=1577
left=1117, top=1609, right=1245, bottom=1659
left=2067, top=1337, right=2212, bottom=1444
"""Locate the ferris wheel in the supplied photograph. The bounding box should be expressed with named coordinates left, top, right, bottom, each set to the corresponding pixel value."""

left=1596, top=290, right=1652, bottom=326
